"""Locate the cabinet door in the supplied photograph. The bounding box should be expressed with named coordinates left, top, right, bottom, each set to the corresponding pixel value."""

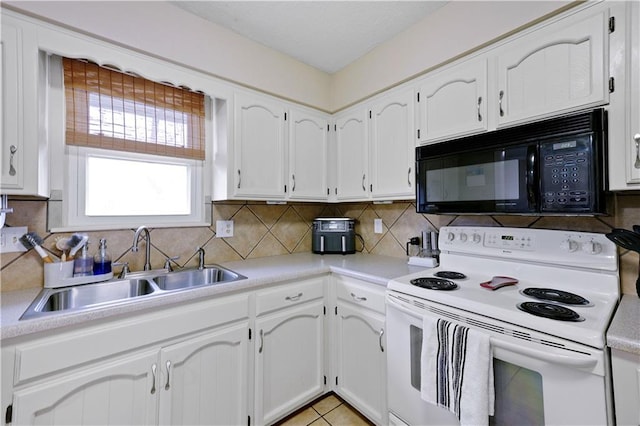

left=288, top=109, right=329, bottom=200
left=496, top=9, right=608, bottom=126
left=629, top=1, right=640, bottom=184
left=158, top=322, right=249, bottom=426
left=12, top=350, right=158, bottom=425
left=335, top=302, right=386, bottom=425
left=255, top=300, right=324, bottom=425
left=0, top=16, right=45, bottom=197
left=418, top=57, right=488, bottom=143
left=335, top=109, right=369, bottom=200
left=370, top=88, right=415, bottom=199
left=234, top=92, right=286, bottom=199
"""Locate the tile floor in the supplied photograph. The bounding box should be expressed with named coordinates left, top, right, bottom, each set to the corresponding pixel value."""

left=275, top=393, right=374, bottom=426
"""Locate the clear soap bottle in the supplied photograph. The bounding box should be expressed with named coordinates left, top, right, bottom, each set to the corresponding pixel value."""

left=93, top=238, right=112, bottom=275
left=73, top=243, right=94, bottom=277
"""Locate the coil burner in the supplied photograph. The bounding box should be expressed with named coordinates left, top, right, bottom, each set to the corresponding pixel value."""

left=410, top=277, right=458, bottom=291
left=517, top=301, right=584, bottom=322
left=522, top=288, right=591, bottom=306
left=434, top=271, right=467, bottom=280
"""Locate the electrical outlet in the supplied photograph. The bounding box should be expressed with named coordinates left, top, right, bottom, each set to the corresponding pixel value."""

left=374, top=218, right=383, bottom=234
left=216, top=220, right=234, bottom=238
left=0, top=226, right=28, bottom=253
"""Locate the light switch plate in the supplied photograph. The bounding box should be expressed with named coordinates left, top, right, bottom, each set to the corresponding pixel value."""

left=374, top=218, right=383, bottom=234
left=216, top=220, right=234, bottom=237
left=0, top=226, right=28, bottom=253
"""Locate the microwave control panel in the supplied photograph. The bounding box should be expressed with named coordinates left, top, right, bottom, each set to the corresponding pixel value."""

left=540, top=135, right=593, bottom=211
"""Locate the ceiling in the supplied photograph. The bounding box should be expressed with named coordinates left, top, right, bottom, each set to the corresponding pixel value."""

left=170, top=1, right=447, bottom=74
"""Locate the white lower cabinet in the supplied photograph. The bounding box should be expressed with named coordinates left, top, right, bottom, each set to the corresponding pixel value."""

left=158, top=323, right=249, bottom=425
left=13, top=349, right=159, bottom=425
left=5, top=294, right=250, bottom=426
left=332, top=275, right=387, bottom=425
left=611, top=348, right=640, bottom=426
left=254, top=278, right=326, bottom=426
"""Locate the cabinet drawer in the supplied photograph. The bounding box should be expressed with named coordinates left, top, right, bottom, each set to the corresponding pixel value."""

left=335, top=275, right=385, bottom=314
left=12, top=294, right=249, bottom=385
left=255, top=277, right=325, bottom=316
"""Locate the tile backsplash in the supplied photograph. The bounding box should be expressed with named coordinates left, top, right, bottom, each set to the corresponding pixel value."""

left=1, top=194, right=639, bottom=295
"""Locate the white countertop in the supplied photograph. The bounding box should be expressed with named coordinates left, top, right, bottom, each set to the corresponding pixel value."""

left=607, top=294, right=640, bottom=355
left=1, top=253, right=428, bottom=341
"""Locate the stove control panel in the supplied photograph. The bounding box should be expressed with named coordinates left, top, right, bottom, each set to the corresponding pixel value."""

left=439, top=226, right=617, bottom=271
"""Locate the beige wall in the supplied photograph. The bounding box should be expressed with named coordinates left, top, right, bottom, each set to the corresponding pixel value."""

left=3, top=1, right=572, bottom=112
left=2, top=195, right=638, bottom=296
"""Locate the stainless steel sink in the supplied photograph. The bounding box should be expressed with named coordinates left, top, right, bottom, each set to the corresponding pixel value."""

left=20, top=265, right=246, bottom=320
left=21, top=279, right=157, bottom=319
left=153, top=266, right=246, bottom=291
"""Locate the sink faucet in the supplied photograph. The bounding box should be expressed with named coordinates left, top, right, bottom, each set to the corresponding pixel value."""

left=197, top=247, right=205, bottom=270
left=132, top=226, right=152, bottom=271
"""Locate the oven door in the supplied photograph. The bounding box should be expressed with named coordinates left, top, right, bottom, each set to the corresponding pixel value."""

left=386, top=293, right=612, bottom=426
left=416, top=142, right=536, bottom=214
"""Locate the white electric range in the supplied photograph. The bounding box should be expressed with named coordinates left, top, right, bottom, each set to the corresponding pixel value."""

left=386, top=226, right=620, bottom=426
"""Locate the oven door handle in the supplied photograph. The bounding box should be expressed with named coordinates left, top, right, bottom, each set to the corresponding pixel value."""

left=490, top=338, right=597, bottom=369
left=386, top=296, right=597, bottom=370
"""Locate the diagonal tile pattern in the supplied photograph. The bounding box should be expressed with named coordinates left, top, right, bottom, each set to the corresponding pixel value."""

left=2, top=196, right=637, bottom=296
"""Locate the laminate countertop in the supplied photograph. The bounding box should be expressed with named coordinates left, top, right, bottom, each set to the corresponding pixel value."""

left=607, top=294, right=640, bottom=355
left=1, top=253, right=429, bottom=341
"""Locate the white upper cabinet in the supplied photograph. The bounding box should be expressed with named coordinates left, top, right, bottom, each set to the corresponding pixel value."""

left=370, top=88, right=415, bottom=199
left=417, top=58, right=488, bottom=144
left=288, top=108, right=329, bottom=200
left=0, top=15, right=47, bottom=197
left=609, top=1, right=640, bottom=190
left=495, top=7, right=608, bottom=127
left=233, top=92, right=286, bottom=199
left=334, top=108, right=369, bottom=201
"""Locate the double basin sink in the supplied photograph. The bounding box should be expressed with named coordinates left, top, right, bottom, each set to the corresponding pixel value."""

left=20, top=266, right=246, bottom=320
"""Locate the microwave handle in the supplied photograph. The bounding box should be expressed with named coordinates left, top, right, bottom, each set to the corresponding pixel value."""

left=526, top=144, right=538, bottom=210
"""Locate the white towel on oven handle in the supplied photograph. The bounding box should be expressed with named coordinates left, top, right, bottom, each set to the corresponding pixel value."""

left=420, top=315, right=494, bottom=426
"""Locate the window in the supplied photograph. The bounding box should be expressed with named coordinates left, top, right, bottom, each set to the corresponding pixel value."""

left=54, top=57, right=210, bottom=230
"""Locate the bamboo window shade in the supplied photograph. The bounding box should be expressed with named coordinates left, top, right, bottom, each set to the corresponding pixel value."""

left=63, top=57, right=205, bottom=160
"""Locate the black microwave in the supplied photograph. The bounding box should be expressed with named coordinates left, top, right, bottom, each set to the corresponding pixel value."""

left=416, top=108, right=608, bottom=215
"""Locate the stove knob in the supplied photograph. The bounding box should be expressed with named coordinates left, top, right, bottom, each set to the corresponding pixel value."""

left=471, top=233, right=482, bottom=244
left=560, top=239, right=578, bottom=252
left=458, top=233, right=468, bottom=242
left=447, top=232, right=455, bottom=242
left=581, top=241, right=602, bottom=254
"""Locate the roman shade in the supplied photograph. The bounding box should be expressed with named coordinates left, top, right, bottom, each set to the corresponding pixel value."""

left=63, top=57, right=205, bottom=160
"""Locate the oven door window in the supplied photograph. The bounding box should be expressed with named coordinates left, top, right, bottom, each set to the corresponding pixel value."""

left=418, top=144, right=534, bottom=213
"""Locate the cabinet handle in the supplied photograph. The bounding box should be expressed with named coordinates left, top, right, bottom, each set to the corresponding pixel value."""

left=164, top=360, right=171, bottom=390
left=285, top=292, right=303, bottom=301
left=350, top=292, right=367, bottom=302
left=634, top=133, right=640, bottom=169
left=379, top=328, right=385, bottom=352
left=292, top=174, right=296, bottom=192
left=362, top=174, right=366, bottom=191
left=151, top=363, right=157, bottom=394
left=408, top=167, right=412, bottom=187
left=237, top=169, right=241, bottom=188
left=499, top=91, right=505, bottom=117
left=259, top=329, right=264, bottom=353
left=9, top=145, right=17, bottom=176
left=477, top=96, right=483, bottom=122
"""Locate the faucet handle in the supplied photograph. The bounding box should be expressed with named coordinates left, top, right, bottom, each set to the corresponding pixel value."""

left=163, top=256, right=180, bottom=272
left=114, top=262, right=130, bottom=279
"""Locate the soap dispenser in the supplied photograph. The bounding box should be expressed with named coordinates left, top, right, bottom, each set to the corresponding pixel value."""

left=93, top=238, right=112, bottom=275
left=73, top=242, right=93, bottom=277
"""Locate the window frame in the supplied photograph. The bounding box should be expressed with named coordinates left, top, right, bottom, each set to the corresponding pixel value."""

left=46, top=54, right=213, bottom=232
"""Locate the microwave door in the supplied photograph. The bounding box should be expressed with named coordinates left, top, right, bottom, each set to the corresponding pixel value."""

left=419, top=145, right=535, bottom=214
